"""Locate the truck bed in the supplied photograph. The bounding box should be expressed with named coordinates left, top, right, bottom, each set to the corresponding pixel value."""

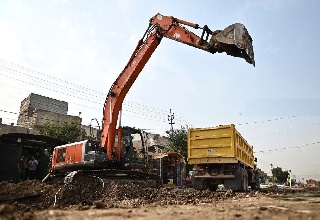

left=188, top=124, right=254, bottom=168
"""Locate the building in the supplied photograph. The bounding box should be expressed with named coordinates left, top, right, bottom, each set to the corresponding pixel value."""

left=81, top=124, right=101, bottom=140
left=16, top=93, right=81, bottom=132
left=0, top=120, right=37, bottom=135
left=306, top=179, right=319, bottom=188
left=19, top=93, right=68, bottom=115
left=147, top=133, right=168, bottom=147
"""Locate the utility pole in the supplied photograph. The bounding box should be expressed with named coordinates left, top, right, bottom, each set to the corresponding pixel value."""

left=168, top=109, right=175, bottom=133
left=289, top=170, right=292, bottom=188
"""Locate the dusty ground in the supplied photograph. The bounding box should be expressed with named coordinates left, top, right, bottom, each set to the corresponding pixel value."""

left=0, top=179, right=320, bottom=220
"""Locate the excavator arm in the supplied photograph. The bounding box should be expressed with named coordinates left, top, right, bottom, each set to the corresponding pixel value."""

left=101, top=13, right=255, bottom=161
left=150, top=14, right=254, bottom=65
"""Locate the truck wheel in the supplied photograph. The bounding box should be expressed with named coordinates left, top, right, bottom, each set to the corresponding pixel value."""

left=250, top=182, right=257, bottom=190
left=207, top=180, right=217, bottom=191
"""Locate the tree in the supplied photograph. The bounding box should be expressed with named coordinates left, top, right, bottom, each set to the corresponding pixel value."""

left=164, top=126, right=188, bottom=159
left=40, top=122, right=83, bottom=143
left=255, top=167, right=267, bottom=183
left=271, top=167, right=289, bottom=183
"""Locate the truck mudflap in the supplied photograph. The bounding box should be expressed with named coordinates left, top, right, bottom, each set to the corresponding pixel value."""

left=209, top=23, right=255, bottom=66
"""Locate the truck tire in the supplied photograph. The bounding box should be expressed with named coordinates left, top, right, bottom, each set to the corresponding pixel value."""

left=250, top=182, right=257, bottom=190
left=207, top=180, right=218, bottom=191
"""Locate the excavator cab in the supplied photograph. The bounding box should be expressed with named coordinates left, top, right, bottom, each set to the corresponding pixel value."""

left=118, top=126, right=148, bottom=170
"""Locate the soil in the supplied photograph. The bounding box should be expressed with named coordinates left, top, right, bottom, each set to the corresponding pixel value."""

left=0, top=178, right=320, bottom=220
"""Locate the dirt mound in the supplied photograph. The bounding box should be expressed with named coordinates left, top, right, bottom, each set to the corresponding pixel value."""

left=0, top=180, right=55, bottom=213
left=0, top=178, right=251, bottom=214
left=2, top=178, right=315, bottom=215
left=55, top=176, right=246, bottom=209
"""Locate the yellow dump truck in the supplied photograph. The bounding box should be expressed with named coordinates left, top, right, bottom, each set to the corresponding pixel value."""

left=188, top=124, right=258, bottom=191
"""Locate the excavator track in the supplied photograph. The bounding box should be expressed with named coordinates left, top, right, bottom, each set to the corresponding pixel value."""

left=46, top=169, right=162, bottom=188
left=79, top=169, right=161, bottom=186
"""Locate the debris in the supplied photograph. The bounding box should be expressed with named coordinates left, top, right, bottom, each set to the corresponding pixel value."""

left=0, top=178, right=319, bottom=217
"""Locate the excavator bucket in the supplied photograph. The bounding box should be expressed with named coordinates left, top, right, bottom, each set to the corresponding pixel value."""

left=209, top=23, right=255, bottom=66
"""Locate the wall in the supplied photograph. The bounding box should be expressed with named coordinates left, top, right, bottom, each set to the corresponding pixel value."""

left=17, top=93, right=70, bottom=128
left=0, top=123, right=39, bottom=135
left=17, top=109, right=81, bottom=131
left=19, top=93, right=68, bottom=115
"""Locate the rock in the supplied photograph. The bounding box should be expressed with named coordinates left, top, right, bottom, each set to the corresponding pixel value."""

left=93, top=201, right=106, bottom=209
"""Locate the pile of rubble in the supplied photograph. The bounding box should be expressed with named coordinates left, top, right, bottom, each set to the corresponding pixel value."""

left=52, top=175, right=254, bottom=209
left=0, top=178, right=255, bottom=214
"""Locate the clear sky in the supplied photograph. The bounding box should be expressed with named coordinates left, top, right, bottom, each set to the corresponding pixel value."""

left=0, top=0, right=320, bottom=182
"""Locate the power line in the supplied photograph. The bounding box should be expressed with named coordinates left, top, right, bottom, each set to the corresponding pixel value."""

left=291, top=163, right=320, bottom=169
left=0, top=109, right=168, bottom=133
left=0, top=59, right=188, bottom=119
left=0, top=80, right=168, bottom=120
left=0, top=67, right=191, bottom=126
left=0, top=109, right=18, bottom=115
left=0, top=79, right=186, bottom=126
left=1, top=59, right=312, bottom=129
left=237, top=115, right=308, bottom=126
left=3, top=59, right=307, bottom=129
left=0, top=65, right=103, bottom=101
left=254, top=141, right=320, bottom=153
left=0, top=59, right=103, bottom=96
left=0, top=107, right=172, bottom=129
left=249, top=120, right=320, bottom=139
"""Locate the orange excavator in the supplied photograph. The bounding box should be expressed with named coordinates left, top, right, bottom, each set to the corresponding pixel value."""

left=45, top=13, right=255, bottom=184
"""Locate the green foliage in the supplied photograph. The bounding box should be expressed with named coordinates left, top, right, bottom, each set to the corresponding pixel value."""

left=271, top=167, right=289, bottom=183
left=256, top=168, right=267, bottom=179
left=40, top=122, right=82, bottom=143
left=164, top=126, right=188, bottom=159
